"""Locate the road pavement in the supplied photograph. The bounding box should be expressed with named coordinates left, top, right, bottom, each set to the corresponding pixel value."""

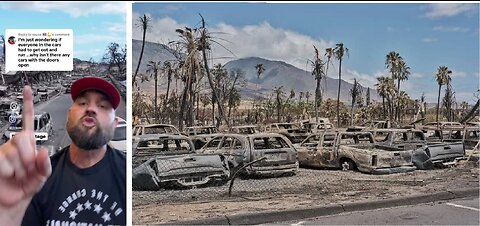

left=174, top=187, right=479, bottom=225
left=270, top=197, right=479, bottom=225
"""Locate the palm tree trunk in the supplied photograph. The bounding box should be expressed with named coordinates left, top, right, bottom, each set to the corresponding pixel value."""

left=201, top=46, right=228, bottom=128
left=133, top=25, right=146, bottom=86
left=277, top=101, right=281, bottom=123
left=396, top=79, right=401, bottom=121
left=336, top=59, right=342, bottom=127
left=154, top=73, right=158, bottom=120
left=188, top=84, right=195, bottom=126
left=350, top=101, right=354, bottom=126
left=212, top=96, right=215, bottom=125
left=196, top=94, right=200, bottom=121
left=436, top=84, right=442, bottom=123
left=179, top=85, right=188, bottom=130
left=165, top=76, right=171, bottom=107
left=315, top=78, right=320, bottom=123
left=382, top=96, right=386, bottom=120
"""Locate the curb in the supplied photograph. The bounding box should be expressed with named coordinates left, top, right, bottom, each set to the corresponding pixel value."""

left=171, top=187, right=479, bottom=225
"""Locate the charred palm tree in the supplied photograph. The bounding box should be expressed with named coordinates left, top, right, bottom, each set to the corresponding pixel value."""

left=274, top=86, right=285, bottom=122
left=174, top=26, right=202, bottom=128
left=333, top=43, right=348, bottom=127
left=435, top=66, right=452, bottom=123
left=311, top=45, right=326, bottom=123
left=254, top=63, right=265, bottom=123
left=376, top=76, right=391, bottom=120
left=133, top=14, right=150, bottom=87
left=385, top=51, right=402, bottom=120
left=146, top=60, right=161, bottom=119
left=394, top=60, right=410, bottom=120
left=162, top=61, right=175, bottom=106
left=349, top=78, right=363, bottom=125
left=198, top=14, right=229, bottom=127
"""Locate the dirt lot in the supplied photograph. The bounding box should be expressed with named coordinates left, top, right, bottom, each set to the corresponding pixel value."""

left=133, top=159, right=479, bottom=225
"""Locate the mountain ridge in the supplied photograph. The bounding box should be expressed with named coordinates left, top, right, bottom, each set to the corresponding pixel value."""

left=132, top=39, right=380, bottom=102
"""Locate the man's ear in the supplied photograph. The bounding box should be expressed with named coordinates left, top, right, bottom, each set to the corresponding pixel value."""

left=114, top=116, right=119, bottom=127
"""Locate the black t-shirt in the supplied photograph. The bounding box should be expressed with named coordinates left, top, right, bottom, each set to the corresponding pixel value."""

left=22, top=145, right=126, bottom=226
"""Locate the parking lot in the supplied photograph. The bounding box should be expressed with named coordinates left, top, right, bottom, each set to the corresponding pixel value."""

left=133, top=160, right=479, bottom=224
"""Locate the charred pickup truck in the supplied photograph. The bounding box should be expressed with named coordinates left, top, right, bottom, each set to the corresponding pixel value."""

left=264, top=123, right=309, bottom=144
left=371, top=129, right=465, bottom=169
left=296, top=131, right=416, bottom=174
left=423, top=126, right=479, bottom=150
left=229, top=125, right=259, bottom=135
left=185, top=126, right=223, bottom=150
left=197, top=133, right=298, bottom=177
left=132, top=134, right=230, bottom=190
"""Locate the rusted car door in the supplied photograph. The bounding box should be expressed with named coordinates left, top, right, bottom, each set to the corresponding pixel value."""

left=391, top=131, right=425, bottom=150
left=219, top=136, right=245, bottom=168
left=296, top=134, right=322, bottom=166
left=316, top=133, right=337, bottom=167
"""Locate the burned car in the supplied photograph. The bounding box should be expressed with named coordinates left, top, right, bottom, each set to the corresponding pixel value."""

left=300, top=118, right=334, bottom=133
left=197, top=133, right=298, bottom=177
left=264, top=123, right=308, bottom=144
left=347, top=120, right=399, bottom=132
left=229, top=125, right=259, bottom=134
left=133, top=123, right=182, bottom=136
left=371, top=129, right=465, bottom=169
left=132, top=123, right=183, bottom=145
left=464, top=126, right=479, bottom=150
left=296, top=131, right=416, bottom=174
left=184, top=125, right=223, bottom=149
left=132, top=134, right=230, bottom=190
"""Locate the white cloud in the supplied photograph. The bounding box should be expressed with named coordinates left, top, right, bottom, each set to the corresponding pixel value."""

left=433, top=26, right=469, bottom=32
left=411, top=73, right=426, bottom=78
left=159, top=5, right=183, bottom=14
left=1, top=2, right=126, bottom=17
left=451, top=70, right=467, bottom=78
left=341, top=69, right=382, bottom=89
left=132, top=14, right=186, bottom=45
left=104, top=22, right=126, bottom=33
left=424, top=3, right=477, bottom=19
left=132, top=14, right=336, bottom=70
left=422, top=37, right=438, bottom=43
left=387, top=27, right=394, bottom=32
left=76, top=34, right=124, bottom=44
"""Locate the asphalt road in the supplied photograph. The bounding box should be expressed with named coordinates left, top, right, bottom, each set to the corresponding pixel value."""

left=0, top=92, right=126, bottom=151
left=268, top=197, right=480, bottom=225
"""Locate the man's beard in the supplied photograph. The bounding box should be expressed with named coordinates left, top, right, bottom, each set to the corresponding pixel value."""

left=67, top=117, right=115, bottom=151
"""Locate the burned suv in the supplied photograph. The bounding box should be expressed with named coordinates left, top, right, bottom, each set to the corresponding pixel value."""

left=132, top=134, right=230, bottom=190
left=198, top=133, right=298, bottom=177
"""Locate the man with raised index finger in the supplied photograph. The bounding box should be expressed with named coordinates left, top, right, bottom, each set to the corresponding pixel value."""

left=0, top=77, right=126, bottom=225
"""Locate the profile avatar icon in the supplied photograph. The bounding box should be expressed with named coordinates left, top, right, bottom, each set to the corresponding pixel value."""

left=8, top=36, right=15, bottom=45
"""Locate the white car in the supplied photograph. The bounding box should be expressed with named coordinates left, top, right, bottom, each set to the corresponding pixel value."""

left=109, top=117, right=127, bottom=153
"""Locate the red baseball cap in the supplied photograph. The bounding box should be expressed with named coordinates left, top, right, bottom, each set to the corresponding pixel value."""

left=70, top=77, right=121, bottom=109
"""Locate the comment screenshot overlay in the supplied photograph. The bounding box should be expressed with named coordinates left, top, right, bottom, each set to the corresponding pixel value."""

left=5, top=29, right=73, bottom=72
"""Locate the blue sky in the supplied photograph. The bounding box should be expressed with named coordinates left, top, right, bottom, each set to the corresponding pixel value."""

left=0, top=1, right=126, bottom=62
left=133, top=2, right=479, bottom=104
